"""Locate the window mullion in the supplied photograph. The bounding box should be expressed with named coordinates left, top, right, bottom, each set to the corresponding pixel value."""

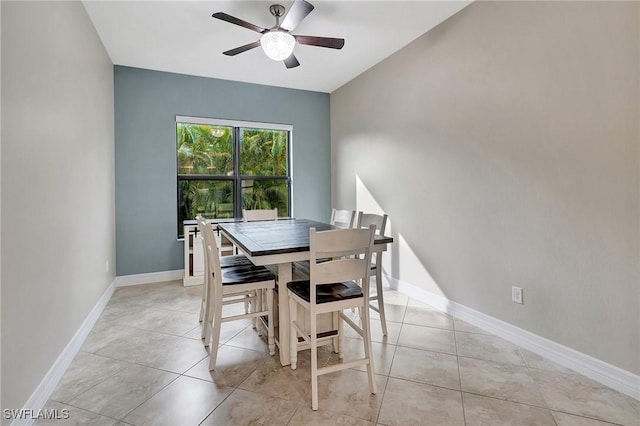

left=233, top=127, right=241, bottom=218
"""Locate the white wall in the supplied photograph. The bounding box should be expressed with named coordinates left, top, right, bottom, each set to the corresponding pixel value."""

left=331, top=1, right=639, bottom=375
left=1, top=1, right=115, bottom=413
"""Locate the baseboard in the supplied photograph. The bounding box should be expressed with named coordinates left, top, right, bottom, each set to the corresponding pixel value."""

left=12, top=279, right=116, bottom=426
left=115, top=269, right=184, bottom=287
left=386, top=274, right=640, bottom=401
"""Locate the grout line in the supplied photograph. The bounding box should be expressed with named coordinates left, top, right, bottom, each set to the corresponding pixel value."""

left=460, top=389, right=551, bottom=412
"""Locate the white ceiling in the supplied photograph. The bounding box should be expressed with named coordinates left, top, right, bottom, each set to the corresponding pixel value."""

left=83, top=1, right=471, bottom=93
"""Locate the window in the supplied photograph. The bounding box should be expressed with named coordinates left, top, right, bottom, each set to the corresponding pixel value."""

left=176, top=116, right=291, bottom=237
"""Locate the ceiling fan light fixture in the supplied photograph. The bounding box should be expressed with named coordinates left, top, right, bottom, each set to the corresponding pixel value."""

left=260, top=30, right=295, bottom=61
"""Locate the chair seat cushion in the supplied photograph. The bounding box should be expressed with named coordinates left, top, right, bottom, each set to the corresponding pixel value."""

left=220, top=254, right=253, bottom=268
left=287, top=280, right=363, bottom=304
left=221, top=265, right=275, bottom=285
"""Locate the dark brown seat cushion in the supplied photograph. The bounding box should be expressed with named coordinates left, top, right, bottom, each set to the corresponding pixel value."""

left=287, top=280, right=363, bottom=304
left=220, top=254, right=253, bottom=268
left=221, top=265, right=275, bottom=285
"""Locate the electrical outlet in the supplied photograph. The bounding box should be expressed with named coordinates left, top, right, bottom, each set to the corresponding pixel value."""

left=512, top=286, right=523, bottom=304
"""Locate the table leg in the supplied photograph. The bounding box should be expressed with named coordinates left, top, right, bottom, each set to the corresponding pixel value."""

left=277, top=262, right=292, bottom=366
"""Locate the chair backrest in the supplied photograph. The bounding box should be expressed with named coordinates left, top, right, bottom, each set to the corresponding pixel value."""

left=308, top=226, right=376, bottom=305
left=330, top=209, right=358, bottom=229
left=198, top=216, right=223, bottom=295
left=243, top=208, right=278, bottom=222
left=357, top=213, right=388, bottom=236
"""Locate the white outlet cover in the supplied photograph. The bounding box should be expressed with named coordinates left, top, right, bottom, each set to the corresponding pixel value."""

left=512, top=286, right=523, bottom=304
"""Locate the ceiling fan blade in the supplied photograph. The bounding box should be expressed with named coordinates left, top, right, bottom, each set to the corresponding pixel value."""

left=280, top=0, right=314, bottom=32
left=212, top=12, right=266, bottom=33
left=295, top=35, right=345, bottom=49
left=283, top=54, right=300, bottom=69
left=223, top=41, right=261, bottom=56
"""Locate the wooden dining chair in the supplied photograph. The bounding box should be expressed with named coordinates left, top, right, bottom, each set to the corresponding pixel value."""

left=198, top=217, right=276, bottom=369
left=287, top=225, right=377, bottom=411
left=196, top=216, right=253, bottom=336
left=330, top=208, right=357, bottom=228
left=243, top=208, right=278, bottom=222
left=241, top=207, right=278, bottom=324
left=357, top=213, right=390, bottom=336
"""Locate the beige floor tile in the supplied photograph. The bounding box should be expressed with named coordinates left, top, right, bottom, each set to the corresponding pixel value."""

left=369, top=318, right=402, bottom=344
left=305, top=369, right=387, bottom=421
left=34, top=401, right=119, bottom=426
left=108, top=283, right=161, bottom=305
left=122, top=376, right=232, bottom=426
left=182, top=325, right=204, bottom=341
left=552, top=411, right=623, bottom=425
left=326, top=337, right=396, bottom=376
left=344, top=317, right=402, bottom=345
left=390, top=346, right=460, bottom=390
left=200, top=388, right=298, bottom=425
left=184, top=345, right=271, bottom=387
left=68, top=364, right=178, bottom=419
left=519, top=348, right=574, bottom=373
left=288, top=405, right=375, bottom=425
left=238, top=356, right=312, bottom=402
left=379, top=288, right=409, bottom=306
left=458, top=357, right=546, bottom=407
left=368, top=302, right=407, bottom=323
left=107, top=305, right=200, bottom=336
left=92, top=327, right=208, bottom=374
left=118, top=281, right=197, bottom=305
left=144, top=337, right=209, bottom=373
left=48, top=281, right=638, bottom=426
left=146, top=294, right=201, bottom=313
left=183, top=317, right=251, bottom=344
left=455, top=331, right=526, bottom=365
left=462, top=393, right=556, bottom=426
left=50, top=352, right=130, bottom=403
left=138, top=282, right=201, bottom=313
left=397, top=323, right=456, bottom=355
left=626, top=395, right=640, bottom=413
left=403, top=306, right=453, bottom=330
left=377, top=377, right=464, bottom=425
left=99, top=300, right=150, bottom=323
left=406, top=297, right=434, bottom=309
left=224, top=324, right=272, bottom=353
left=452, top=318, right=492, bottom=335
left=81, top=322, right=145, bottom=354
left=531, top=369, right=639, bottom=426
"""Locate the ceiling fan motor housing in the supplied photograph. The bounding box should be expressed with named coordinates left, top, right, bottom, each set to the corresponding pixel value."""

left=269, top=4, right=286, bottom=19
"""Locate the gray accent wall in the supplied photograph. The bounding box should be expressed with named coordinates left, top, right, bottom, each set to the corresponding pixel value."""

left=1, top=1, right=115, bottom=413
left=114, top=66, right=331, bottom=276
left=331, top=1, right=639, bottom=374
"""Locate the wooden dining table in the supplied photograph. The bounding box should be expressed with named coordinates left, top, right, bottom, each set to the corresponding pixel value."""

left=218, top=218, right=393, bottom=366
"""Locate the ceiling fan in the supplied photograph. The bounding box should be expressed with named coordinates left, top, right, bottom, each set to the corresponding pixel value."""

left=212, top=0, right=345, bottom=69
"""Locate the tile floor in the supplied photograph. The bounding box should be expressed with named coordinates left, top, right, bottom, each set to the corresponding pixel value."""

left=40, top=280, right=639, bottom=425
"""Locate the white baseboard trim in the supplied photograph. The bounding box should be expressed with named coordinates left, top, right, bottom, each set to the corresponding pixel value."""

left=12, top=280, right=116, bottom=426
left=386, top=274, right=640, bottom=401
left=115, top=269, right=184, bottom=287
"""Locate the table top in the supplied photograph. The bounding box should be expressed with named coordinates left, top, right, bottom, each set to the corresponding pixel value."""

left=218, top=218, right=393, bottom=257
